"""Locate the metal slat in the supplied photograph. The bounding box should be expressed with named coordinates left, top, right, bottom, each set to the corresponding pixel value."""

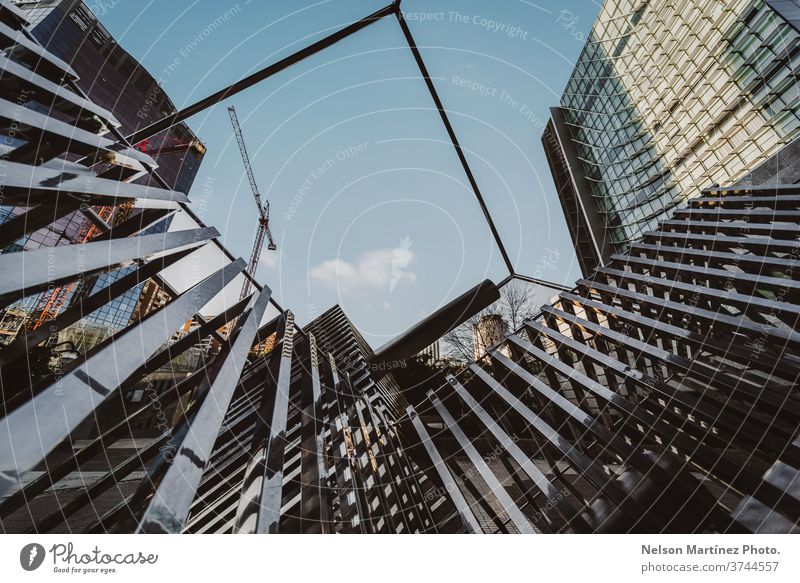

left=407, top=406, right=482, bottom=533
left=0, top=158, right=185, bottom=207
left=0, top=55, right=118, bottom=129
left=137, top=287, right=272, bottom=533
left=0, top=226, right=215, bottom=305
left=0, top=20, right=78, bottom=81
left=233, top=312, right=296, bottom=534
left=297, top=333, right=332, bottom=533
left=466, top=361, right=662, bottom=532
left=445, top=375, right=591, bottom=532
left=0, top=97, right=154, bottom=165
left=0, top=258, right=247, bottom=498
left=428, top=393, right=538, bottom=534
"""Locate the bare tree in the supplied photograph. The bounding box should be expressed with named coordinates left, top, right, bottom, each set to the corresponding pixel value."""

left=441, top=306, right=494, bottom=362
left=501, top=281, right=536, bottom=330
left=442, top=281, right=541, bottom=362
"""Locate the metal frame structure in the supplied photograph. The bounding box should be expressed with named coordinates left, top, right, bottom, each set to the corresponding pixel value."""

left=1, top=0, right=799, bottom=534
left=407, top=182, right=800, bottom=533
left=0, top=4, right=454, bottom=533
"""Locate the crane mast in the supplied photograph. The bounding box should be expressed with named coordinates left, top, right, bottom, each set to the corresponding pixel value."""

left=228, top=106, right=276, bottom=300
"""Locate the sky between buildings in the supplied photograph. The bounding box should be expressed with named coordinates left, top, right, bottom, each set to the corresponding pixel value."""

left=94, top=0, right=600, bottom=346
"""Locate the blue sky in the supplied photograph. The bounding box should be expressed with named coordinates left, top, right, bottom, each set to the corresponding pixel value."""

left=94, top=0, right=600, bottom=345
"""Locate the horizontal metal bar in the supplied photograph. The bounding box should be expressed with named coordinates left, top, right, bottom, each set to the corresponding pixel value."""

left=690, top=195, right=800, bottom=209
left=659, top=219, right=800, bottom=239
left=595, top=265, right=800, bottom=330
left=643, top=229, right=800, bottom=254
left=0, top=226, right=215, bottom=306
left=0, top=55, right=118, bottom=129
left=0, top=158, right=186, bottom=207
left=578, top=275, right=800, bottom=353
left=0, top=97, right=153, bottom=165
left=674, top=207, right=800, bottom=222
left=0, top=20, right=77, bottom=80
left=703, top=183, right=800, bottom=196
left=627, top=242, right=800, bottom=279
left=611, top=253, right=800, bottom=296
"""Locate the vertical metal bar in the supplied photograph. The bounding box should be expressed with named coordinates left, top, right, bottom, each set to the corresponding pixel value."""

left=407, top=406, right=482, bottom=533
left=136, top=287, right=272, bottom=533
left=360, top=393, right=434, bottom=531
left=324, top=354, right=369, bottom=533
left=298, top=333, right=332, bottom=533
left=343, top=372, right=397, bottom=533
left=233, top=311, right=296, bottom=534
left=428, top=393, right=538, bottom=533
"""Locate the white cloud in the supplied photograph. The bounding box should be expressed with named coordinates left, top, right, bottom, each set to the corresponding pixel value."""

left=259, top=250, right=280, bottom=270
left=310, top=248, right=417, bottom=295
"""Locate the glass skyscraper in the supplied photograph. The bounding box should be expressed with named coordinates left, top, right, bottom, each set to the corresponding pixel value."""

left=544, top=0, right=800, bottom=274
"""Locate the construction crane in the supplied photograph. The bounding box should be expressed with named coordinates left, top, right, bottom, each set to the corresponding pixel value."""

left=29, top=204, right=126, bottom=330
left=228, top=106, right=277, bottom=300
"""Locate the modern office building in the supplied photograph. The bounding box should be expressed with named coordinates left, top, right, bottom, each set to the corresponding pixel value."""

left=13, top=0, right=205, bottom=190
left=543, top=0, right=800, bottom=274
left=0, top=0, right=206, bottom=347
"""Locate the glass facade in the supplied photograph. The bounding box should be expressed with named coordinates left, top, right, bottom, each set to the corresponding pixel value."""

left=553, top=0, right=800, bottom=255
left=0, top=0, right=204, bottom=348
left=15, top=0, right=206, bottom=193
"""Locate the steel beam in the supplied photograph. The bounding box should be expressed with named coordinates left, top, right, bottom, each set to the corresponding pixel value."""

left=125, top=3, right=398, bottom=145
left=0, top=226, right=215, bottom=305
left=0, top=258, right=247, bottom=498
left=407, top=406, right=482, bottom=533
left=233, top=311, right=296, bottom=534
left=428, top=392, right=537, bottom=533
left=137, top=287, right=272, bottom=533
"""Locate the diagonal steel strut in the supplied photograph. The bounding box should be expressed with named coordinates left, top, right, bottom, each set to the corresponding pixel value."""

left=125, top=3, right=399, bottom=145
left=395, top=9, right=516, bottom=276
left=124, top=0, right=515, bottom=279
